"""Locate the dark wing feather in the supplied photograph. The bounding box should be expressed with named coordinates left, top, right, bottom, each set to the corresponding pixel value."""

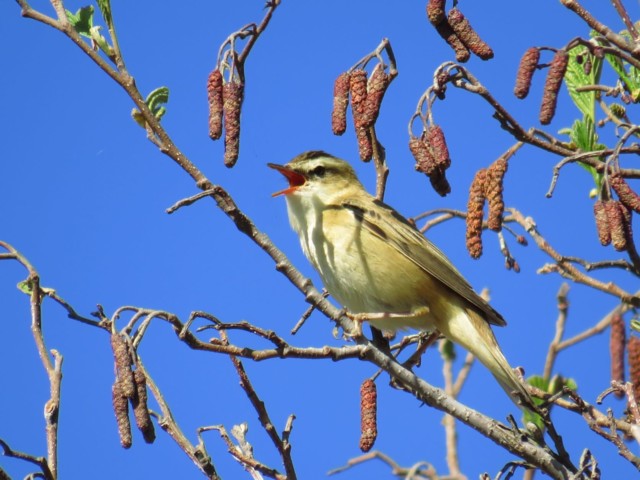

left=342, top=198, right=506, bottom=327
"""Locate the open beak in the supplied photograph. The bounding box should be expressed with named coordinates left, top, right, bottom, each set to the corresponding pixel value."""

left=267, top=163, right=307, bottom=197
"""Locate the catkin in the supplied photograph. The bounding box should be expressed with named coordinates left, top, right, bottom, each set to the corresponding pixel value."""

left=447, top=8, right=493, bottom=60
left=332, top=72, right=351, bottom=135
left=410, top=136, right=438, bottom=177
left=628, top=336, right=640, bottom=401
left=111, top=333, right=135, bottom=399
left=222, top=81, right=244, bottom=167
left=132, top=369, right=155, bottom=443
left=350, top=69, right=372, bottom=161
left=514, top=47, right=540, bottom=99
left=359, top=379, right=377, bottom=452
left=594, top=200, right=611, bottom=246
left=610, top=311, right=626, bottom=399
left=425, top=125, right=451, bottom=169
left=207, top=69, right=223, bottom=140
left=426, top=0, right=446, bottom=25
left=466, top=169, right=487, bottom=258
left=112, top=381, right=132, bottom=449
left=361, top=64, right=391, bottom=129
left=434, top=21, right=470, bottom=63
left=540, top=51, right=569, bottom=125
left=485, top=158, right=508, bottom=231
left=610, top=172, right=640, bottom=213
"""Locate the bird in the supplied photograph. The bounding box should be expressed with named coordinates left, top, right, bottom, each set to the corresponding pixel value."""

left=268, top=150, right=532, bottom=408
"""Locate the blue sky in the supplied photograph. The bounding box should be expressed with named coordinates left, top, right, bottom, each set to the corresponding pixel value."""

left=1, top=1, right=638, bottom=478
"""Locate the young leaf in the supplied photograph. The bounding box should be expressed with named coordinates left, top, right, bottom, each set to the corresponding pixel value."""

left=66, top=6, right=95, bottom=38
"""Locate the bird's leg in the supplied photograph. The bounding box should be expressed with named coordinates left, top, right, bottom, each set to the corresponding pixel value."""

left=345, top=306, right=431, bottom=338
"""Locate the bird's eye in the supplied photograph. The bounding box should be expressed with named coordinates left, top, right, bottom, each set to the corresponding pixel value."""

left=310, top=166, right=326, bottom=177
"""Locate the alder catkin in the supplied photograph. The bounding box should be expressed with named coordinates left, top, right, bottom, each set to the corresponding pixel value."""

left=434, top=21, right=470, bottom=63
left=361, top=64, right=391, bottom=129
left=610, top=311, right=626, bottom=399
left=610, top=172, right=640, bottom=213
left=359, top=379, right=377, bottom=452
left=350, top=69, right=372, bottom=161
left=429, top=170, right=451, bottom=197
left=222, top=81, right=244, bottom=168
left=349, top=69, right=368, bottom=128
left=112, top=381, right=132, bottom=449
left=207, top=69, right=223, bottom=140
left=514, top=47, right=540, bottom=99
left=332, top=72, right=351, bottom=135
left=447, top=8, right=493, bottom=60
left=606, top=200, right=627, bottom=251
left=132, top=369, right=156, bottom=443
left=409, top=136, right=438, bottom=177
left=110, top=333, right=135, bottom=399
left=425, top=124, right=451, bottom=169
left=426, top=0, right=446, bottom=25
left=540, top=50, right=569, bottom=125
left=628, top=336, right=640, bottom=401
left=594, top=200, right=611, bottom=246
left=485, top=158, right=508, bottom=231
left=466, top=169, right=487, bottom=258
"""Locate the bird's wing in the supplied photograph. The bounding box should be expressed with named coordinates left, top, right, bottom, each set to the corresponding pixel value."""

left=341, top=197, right=507, bottom=327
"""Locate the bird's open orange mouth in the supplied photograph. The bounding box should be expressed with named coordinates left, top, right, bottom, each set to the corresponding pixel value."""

left=267, top=163, right=306, bottom=196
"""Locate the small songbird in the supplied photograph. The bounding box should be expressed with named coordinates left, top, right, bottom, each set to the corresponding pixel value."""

left=269, top=151, right=531, bottom=407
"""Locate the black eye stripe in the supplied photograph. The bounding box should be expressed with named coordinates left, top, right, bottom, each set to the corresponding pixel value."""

left=310, top=166, right=327, bottom=177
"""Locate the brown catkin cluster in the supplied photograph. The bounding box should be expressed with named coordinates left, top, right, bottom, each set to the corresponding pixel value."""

left=610, top=172, right=640, bottom=213
left=207, top=69, right=224, bottom=140
left=426, top=2, right=492, bottom=63
left=359, top=379, right=377, bottom=453
left=332, top=72, right=351, bottom=135
left=514, top=47, right=540, bottom=99
left=409, top=125, right=451, bottom=197
left=610, top=311, right=626, bottom=399
left=222, top=81, right=245, bottom=167
left=447, top=8, right=493, bottom=60
left=600, top=200, right=632, bottom=252
left=111, top=333, right=135, bottom=399
left=466, top=169, right=487, bottom=258
left=628, top=336, right=640, bottom=401
left=132, top=369, right=156, bottom=443
left=112, top=381, right=132, bottom=449
left=540, top=50, right=569, bottom=125
left=485, top=158, right=508, bottom=231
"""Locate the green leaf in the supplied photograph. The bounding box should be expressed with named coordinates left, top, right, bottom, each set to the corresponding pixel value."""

left=131, top=87, right=171, bottom=128
left=146, top=86, right=170, bottom=120
left=97, top=0, right=113, bottom=29
left=89, top=26, right=114, bottom=58
left=564, top=46, right=601, bottom=122
left=17, top=279, right=33, bottom=295
left=630, top=318, right=640, bottom=333
left=66, top=6, right=95, bottom=38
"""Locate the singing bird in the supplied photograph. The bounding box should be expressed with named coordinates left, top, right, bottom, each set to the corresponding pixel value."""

left=269, top=151, right=531, bottom=407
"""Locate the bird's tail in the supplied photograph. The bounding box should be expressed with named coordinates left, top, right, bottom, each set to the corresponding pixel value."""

left=437, top=307, right=534, bottom=410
